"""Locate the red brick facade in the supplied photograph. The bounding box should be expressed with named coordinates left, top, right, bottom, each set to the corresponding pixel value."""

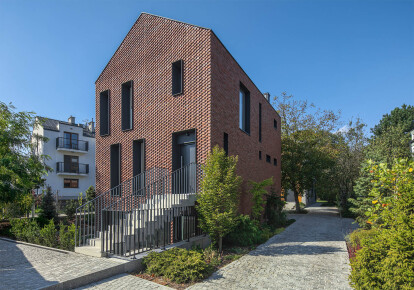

left=95, top=13, right=281, bottom=215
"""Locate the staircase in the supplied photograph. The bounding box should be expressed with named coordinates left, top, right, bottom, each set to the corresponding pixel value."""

left=75, top=163, right=202, bottom=257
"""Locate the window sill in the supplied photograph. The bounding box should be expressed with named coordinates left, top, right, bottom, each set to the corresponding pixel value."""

left=239, top=128, right=250, bottom=136
left=122, top=128, right=133, bottom=132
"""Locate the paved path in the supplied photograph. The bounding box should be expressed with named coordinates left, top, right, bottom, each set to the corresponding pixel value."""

left=0, top=239, right=130, bottom=289
left=76, top=273, right=169, bottom=289
left=190, top=204, right=357, bottom=290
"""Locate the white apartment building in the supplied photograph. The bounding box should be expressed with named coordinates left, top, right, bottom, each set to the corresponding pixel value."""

left=32, top=116, right=95, bottom=200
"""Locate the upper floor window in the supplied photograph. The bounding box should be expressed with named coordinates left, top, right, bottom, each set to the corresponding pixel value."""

left=64, top=132, right=78, bottom=150
left=274, top=119, right=278, bottom=130
left=172, top=60, right=183, bottom=95
left=266, top=154, right=271, bottom=163
left=121, top=81, right=133, bottom=131
left=239, top=83, right=250, bottom=134
left=223, top=132, right=229, bottom=156
left=259, top=103, right=262, bottom=142
left=99, top=90, right=110, bottom=136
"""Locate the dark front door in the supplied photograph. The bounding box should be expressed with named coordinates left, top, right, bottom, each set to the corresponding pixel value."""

left=173, top=130, right=196, bottom=194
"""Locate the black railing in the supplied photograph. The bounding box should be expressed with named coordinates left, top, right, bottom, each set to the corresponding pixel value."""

left=56, top=137, right=88, bottom=151
left=75, top=163, right=203, bottom=257
left=56, top=162, right=89, bottom=174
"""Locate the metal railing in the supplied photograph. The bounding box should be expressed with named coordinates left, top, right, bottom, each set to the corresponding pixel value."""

left=101, top=163, right=203, bottom=257
left=56, top=137, right=88, bottom=151
left=75, top=163, right=203, bottom=257
left=75, top=167, right=169, bottom=248
left=56, top=162, right=89, bottom=174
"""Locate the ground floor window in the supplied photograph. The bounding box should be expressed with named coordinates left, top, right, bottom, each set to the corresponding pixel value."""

left=64, top=178, right=78, bottom=188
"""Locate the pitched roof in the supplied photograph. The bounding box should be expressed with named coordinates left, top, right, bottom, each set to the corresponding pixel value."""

left=37, top=116, right=95, bottom=138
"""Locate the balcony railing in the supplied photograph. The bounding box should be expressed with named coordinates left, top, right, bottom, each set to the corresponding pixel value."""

left=56, top=162, right=89, bottom=174
left=56, top=137, right=88, bottom=152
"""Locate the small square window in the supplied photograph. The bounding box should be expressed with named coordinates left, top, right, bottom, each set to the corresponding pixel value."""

left=64, top=178, right=78, bottom=188
left=274, top=158, right=277, bottom=166
left=259, top=151, right=262, bottom=160
left=274, top=119, right=278, bottom=129
left=266, top=154, right=271, bottom=163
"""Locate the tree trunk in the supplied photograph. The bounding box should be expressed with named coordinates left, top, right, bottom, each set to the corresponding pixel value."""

left=293, top=189, right=301, bottom=213
left=218, top=236, right=223, bottom=254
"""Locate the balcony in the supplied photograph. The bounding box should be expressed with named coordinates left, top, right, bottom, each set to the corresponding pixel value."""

left=56, top=162, right=89, bottom=176
left=56, top=137, right=88, bottom=153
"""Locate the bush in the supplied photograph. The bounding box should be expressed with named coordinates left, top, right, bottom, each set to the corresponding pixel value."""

left=250, top=178, right=273, bottom=221
left=10, top=218, right=41, bottom=244
left=265, top=188, right=287, bottom=229
left=59, top=222, right=77, bottom=251
left=349, top=159, right=414, bottom=289
left=40, top=219, right=57, bottom=247
left=143, top=248, right=212, bottom=283
left=223, top=215, right=265, bottom=247
left=64, top=200, right=78, bottom=220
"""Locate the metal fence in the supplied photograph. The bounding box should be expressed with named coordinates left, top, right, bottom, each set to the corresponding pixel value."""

left=75, top=163, right=203, bottom=257
left=56, top=162, right=89, bottom=174
left=56, top=137, right=89, bottom=151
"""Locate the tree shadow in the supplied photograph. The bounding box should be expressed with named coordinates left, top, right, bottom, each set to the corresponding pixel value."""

left=0, top=238, right=58, bottom=289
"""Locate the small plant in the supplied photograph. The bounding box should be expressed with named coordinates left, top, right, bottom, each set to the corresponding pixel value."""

left=223, top=215, right=264, bottom=247
left=250, top=177, right=273, bottom=221
left=143, top=248, right=212, bottom=283
left=265, top=187, right=287, bottom=229
left=59, top=222, right=77, bottom=251
left=203, top=245, right=221, bottom=267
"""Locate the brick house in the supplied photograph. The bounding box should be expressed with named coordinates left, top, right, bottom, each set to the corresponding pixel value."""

left=95, top=13, right=281, bottom=215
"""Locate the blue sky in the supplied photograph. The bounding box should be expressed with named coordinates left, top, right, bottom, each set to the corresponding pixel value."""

left=1, top=0, right=413, bottom=131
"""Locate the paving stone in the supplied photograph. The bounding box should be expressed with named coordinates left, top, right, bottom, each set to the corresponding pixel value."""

left=76, top=273, right=169, bottom=289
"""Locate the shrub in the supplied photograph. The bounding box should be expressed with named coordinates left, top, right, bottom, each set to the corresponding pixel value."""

left=85, top=186, right=96, bottom=202
left=223, top=215, right=264, bottom=247
left=250, top=177, right=273, bottom=221
left=202, top=245, right=221, bottom=267
left=10, top=218, right=41, bottom=244
left=39, top=186, right=57, bottom=221
left=143, top=248, right=212, bottom=283
left=40, top=219, right=57, bottom=247
left=59, top=222, right=77, bottom=251
left=196, top=146, right=241, bottom=253
left=265, top=188, right=287, bottom=229
left=349, top=159, right=414, bottom=289
left=64, top=200, right=78, bottom=220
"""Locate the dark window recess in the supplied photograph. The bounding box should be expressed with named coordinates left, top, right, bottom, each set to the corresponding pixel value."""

left=99, top=90, right=110, bottom=136
left=259, top=103, right=262, bottom=142
left=239, top=83, right=250, bottom=134
left=110, top=143, right=121, bottom=194
left=63, top=132, right=79, bottom=149
left=259, top=151, right=262, bottom=160
left=121, top=81, right=133, bottom=131
left=64, top=178, right=78, bottom=188
left=274, top=158, right=278, bottom=166
left=266, top=154, right=271, bottom=163
left=133, top=139, right=145, bottom=176
left=274, top=119, right=278, bottom=129
left=64, top=155, right=79, bottom=173
left=223, top=133, right=229, bottom=155
left=172, top=60, right=183, bottom=95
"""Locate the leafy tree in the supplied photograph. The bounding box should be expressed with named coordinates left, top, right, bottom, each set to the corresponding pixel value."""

left=196, top=146, right=241, bottom=253
left=39, top=186, right=57, bottom=221
left=273, top=92, right=340, bottom=212
left=85, top=185, right=96, bottom=202
left=249, top=177, right=273, bottom=221
left=0, top=102, right=49, bottom=205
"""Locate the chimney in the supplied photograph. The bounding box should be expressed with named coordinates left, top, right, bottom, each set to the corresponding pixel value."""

left=88, top=119, right=95, bottom=133
left=68, top=116, right=75, bottom=124
left=263, top=92, right=270, bottom=102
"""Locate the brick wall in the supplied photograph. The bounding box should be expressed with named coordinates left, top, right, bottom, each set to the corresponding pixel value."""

left=210, top=33, right=282, bottom=215
left=95, top=14, right=212, bottom=195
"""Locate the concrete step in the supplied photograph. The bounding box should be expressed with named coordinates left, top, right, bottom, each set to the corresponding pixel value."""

left=75, top=245, right=106, bottom=257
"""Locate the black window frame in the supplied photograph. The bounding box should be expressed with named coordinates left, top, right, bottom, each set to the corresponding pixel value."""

left=266, top=154, right=271, bottom=163
left=99, top=90, right=110, bottom=136
left=64, top=178, right=79, bottom=188
left=259, top=151, right=262, bottom=160
left=259, top=103, right=262, bottom=142
left=223, top=132, right=229, bottom=156
left=110, top=143, right=121, bottom=195
left=121, top=80, right=133, bottom=131
left=239, top=83, right=250, bottom=134
left=172, top=60, right=184, bottom=95
left=274, top=158, right=278, bottom=166
left=274, top=119, right=278, bottom=130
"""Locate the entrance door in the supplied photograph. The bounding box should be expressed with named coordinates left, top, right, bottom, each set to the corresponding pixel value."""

left=173, top=130, right=196, bottom=194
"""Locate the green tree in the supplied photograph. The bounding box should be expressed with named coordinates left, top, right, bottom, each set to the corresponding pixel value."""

left=85, top=185, right=96, bottom=202
left=249, top=177, right=273, bottom=221
left=0, top=102, right=49, bottom=205
left=39, top=186, right=57, bottom=221
left=273, top=92, right=340, bottom=212
left=196, top=146, right=241, bottom=253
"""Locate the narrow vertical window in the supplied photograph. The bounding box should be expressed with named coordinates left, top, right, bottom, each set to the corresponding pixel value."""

left=133, top=139, right=145, bottom=176
left=259, top=151, right=262, bottom=160
left=274, top=158, right=278, bottom=166
left=239, top=83, right=250, bottom=134
left=259, top=103, right=262, bottom=142
left=99, top=90, right=110, bottom=136
left=110, top=143, right=121, bottom=194
left=223, top=133, right=229, bottom=156
left=266, top=154, right=271, bottom=163
left=121, top=81, right=133, bottom=131
left=274, top=119, right=278, bottom=130
left=172, top=60, right=183, bottom=95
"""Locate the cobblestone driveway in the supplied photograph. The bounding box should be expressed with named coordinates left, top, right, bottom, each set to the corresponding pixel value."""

left=190, top=204, right=357, bottom=290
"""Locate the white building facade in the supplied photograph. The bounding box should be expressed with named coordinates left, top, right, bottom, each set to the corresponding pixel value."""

left=32, top=116, right=96, bottom=200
